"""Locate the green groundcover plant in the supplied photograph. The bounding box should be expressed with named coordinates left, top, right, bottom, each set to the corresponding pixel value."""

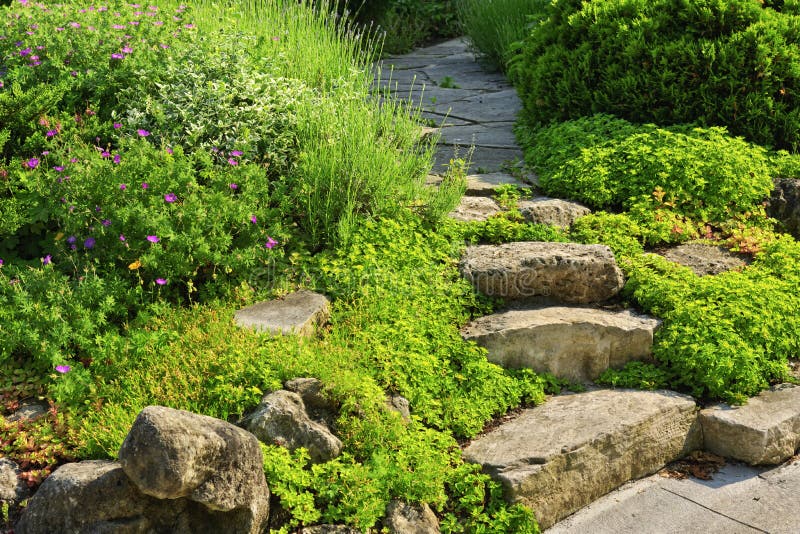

left=510, top=0, right=800, bottom=151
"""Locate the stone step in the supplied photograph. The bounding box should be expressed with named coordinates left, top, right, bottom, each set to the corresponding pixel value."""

left=517, top=198, right=590, bottom=229
left=234, top=290, right=330, bottom=337
left=700, top=383, right=800, bottom=465
left=459, top=242, right=625, bottom=304
left=463, top=389, right=701, bottom=530
left=461, top=307, right=660, bottom=383
left=448, top=196, right=501, bottom=222
left=658, top=243, right=749, bottom=276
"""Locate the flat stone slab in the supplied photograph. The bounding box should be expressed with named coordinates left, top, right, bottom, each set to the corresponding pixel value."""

left=462, top=307, right=660, bottom=382
left=439, top=123, right=518, bottom=149
left=234, top=290, right=330, bottom=336
left=429, top=89, right=521, bottom=122
left=518, top=197, right=591, bottom=228
left=459, top=242, right=625, bottom=303
left=433, top=145, right=524, bottom=174
left=463, top=389, right=700, bottom=530
left=448, top=196, right=501, bottom=222
left=660, top=243, right=749, bottom=276
left=465, top=173, right=531, bottom=196
left=546, top=462, right=800, bottom=533
left=700, top=384, right=800, bottom=465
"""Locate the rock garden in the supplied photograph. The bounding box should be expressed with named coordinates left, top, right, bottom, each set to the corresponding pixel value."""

left=2, top=0, right=800, bottom=532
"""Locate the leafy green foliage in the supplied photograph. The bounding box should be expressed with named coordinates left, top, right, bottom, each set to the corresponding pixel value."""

left=510, top=0, right=800, bottom=151
left=597, top=362, right=670, bottom=390
left=456, top=0, right=549, bottom=71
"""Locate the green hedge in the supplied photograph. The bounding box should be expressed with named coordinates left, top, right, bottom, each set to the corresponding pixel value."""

left=510, top=0, right=800, bottom=151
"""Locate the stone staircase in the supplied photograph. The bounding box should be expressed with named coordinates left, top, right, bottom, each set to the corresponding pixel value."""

left=371, top=37, right=800, bottom=531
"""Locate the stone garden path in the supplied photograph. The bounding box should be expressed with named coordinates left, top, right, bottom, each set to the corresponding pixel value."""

left=374, top=38, right=800, bottom=532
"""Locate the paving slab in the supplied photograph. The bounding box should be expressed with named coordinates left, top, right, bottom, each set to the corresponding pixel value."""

left=433, top=145, right=523, bottom=174
left=465, top=173, right=531, bottom=196
left=461, top=306, right=660, bottom=383
left=439, top=123, right=518, bottom=148
left=429, top=89, right=521, bottom=122
left=463, top=389, right=701, bottom=529
left=518, top=197, right=591, bottom=228
left=234, top=290, right=330, bottom=337
left=700, top=383, right=800, bottom=465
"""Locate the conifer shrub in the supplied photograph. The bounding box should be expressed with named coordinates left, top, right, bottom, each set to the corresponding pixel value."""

left=510, top=0, right=800, bottom=151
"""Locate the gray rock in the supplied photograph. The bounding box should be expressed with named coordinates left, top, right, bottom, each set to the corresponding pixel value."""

left=465, top=173, right=532, bottom=197
left=447, top=196, right=501, bottom=222
left=517, top=197, right=591, bottom=228
left=243, top=391, right=342, bottom=463
left=6, top=399, right=48, bottom=423
left=0, top=458, right=27, bottom=506
left=439, top=123, right=518, bottom=149
left=119, top=406, right=270, bottom=533
left=234, top=290, right=330, bottom=337
left=660, top=243, right=749, bottom=276
left=15, top=460, right=247, bottom=533
left=459, top=242, right=625, bottom=304
left=700, top=383, right=800, bottom=465
left=434, top=144, right=524, bottom=175
left=384, top=500, right=439, bottom=534
left=462, top=307, right=660, bottom=382
left=768, top=178, right=800, bottom=238
left=386, top=395, right=411, bottom=421
left=285, top=377, right=338, bottom=428
left=463, top=389, right=700, bottom=530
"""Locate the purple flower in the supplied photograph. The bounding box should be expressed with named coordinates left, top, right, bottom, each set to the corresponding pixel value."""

left=46, top=130, right=57, bottom=137
left=155, top=278, right=167, bottom=285
left=146, top=235, right=159, bottom=243
left=41, top=151, right=49, bottom=156
left=227, top=158, right=238, bottom=166
left=55, top=365, right=71, bottom=374
left=113, top=154, right=121, bottom=164
left=84, top=237, right=96, bottom=249
left=0, top=259, right=3, bottom=267
left=101, top=150, right=111, bottom=158
left=113, top=24, right=125, bottom=29
left=19, top=47, right=31, bottom=56
left=141, top=182, right=149, bottom=189
left=66, top=235, right=76, bottom=244
left=230, top=150, right=243, bottom=157
left=119, top=234, right=126, bottom=241
left=26, top=157, right=39, bottom=169
left=264, top=237, right=278, bottom=249
left=41, top=254, right=51, bottom=265
left=229, top=183, right=238, bottom=190
left=249, top=215, right=257, bottom=224
left=119, top=183, right=127, bottom=190
left=53, top=166, right=64, bottom=172
left=121, top=45, right=133, bottom=54
left=95, top=206, right=102, bottom=212
left=113, top=122, right=122, bottom=129
left=111, top=53, right=124, bottom=59
left=164, top=193, right=177, bottom=203
left=166, top=147, right=173, bottom=155
left=137, top=129, right=150, bottom=137
left=101, top=219, right=111, bottom=227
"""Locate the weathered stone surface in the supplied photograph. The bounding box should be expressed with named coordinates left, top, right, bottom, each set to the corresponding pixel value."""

left=660, top=243, right=749, bottom=276
left=0, top=458, right=27, bottom=505
left=517, top=197, right=591, bottom=228
left=386, top=394, right=411, bottom=421
left=700, top=384, right=800, bottom=465
left=462, top=307, right=660, bottom=382
left=460, top=242, right=625, bottom=303
left=5, top=399, right=48, bottom=423
left=439, top=123, right=518, bottom=149
left=464, top=173, right=532, bottom=197
left=234, top=290, right=330, bottom=337
left=463, top=389, right=700, bottom=529
left=15, top=460, right=249, bottom=533
left=243, top=390, right=342, bottom=463
left=119, top=406, right=270, bottom=532
left=768, top=178, right=800, bottom=238
left=285, top=377, right=338, bottom=428
left=384, top=500, right=440, bottom=534
left=448, top=196, right=501, bottom=222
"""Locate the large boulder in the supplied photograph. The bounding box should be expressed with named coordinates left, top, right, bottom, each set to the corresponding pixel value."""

left=462, top=306, right=660, bottom=382
left=14, top=460, right=242, bottom=533
left=118, top=406, right=270, bottom=533
left=768, top=178, right=800, bottom=238
left=285, top=377, right=338, bottom=428
left=463, top=389, right=700, bottom=530
left=234, top=290, right=330, bottom=337
left=0, top=458, right=28, bottom=525
left=700, top=383, right=800, bottom=465
left=384, top=500, right=440, bottom=534
left=459, top=242, right=625, bottom=304
left=243, top=391, right=343, bottom=463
